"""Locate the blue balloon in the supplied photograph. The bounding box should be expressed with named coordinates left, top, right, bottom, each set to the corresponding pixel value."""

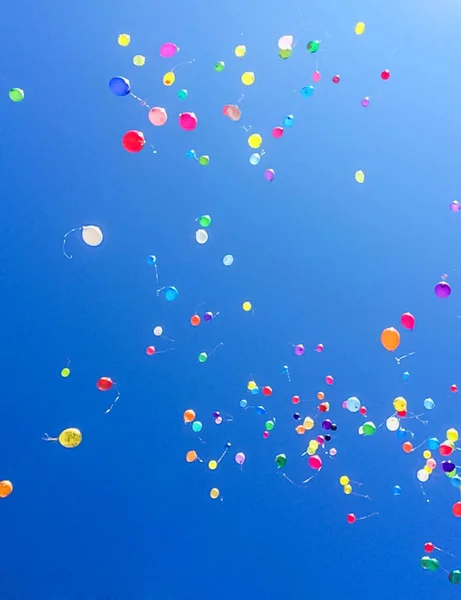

left=186, top=149, right=196, bottom=159
left=300, top=85, right=314, bottom=98
left=164, top=286, right=178, bottom=301
left=282, top=365, right=289, bottom=374
left=251, top=386, right=260, bottom=395
left=147, top=255, right=157, bottom=265
left=428, top=437, right=440, bottom=450
left=240, top=399, right=248, bottom=408
left=396, top=427, right=409, bottom=440
left=283, top=115, right=294, bottom=127
left=109, top=76, right=131, bottom=96
left=423, top=397, right=435, bottom=410
left=402, top=371, right=410, bottom=382
left=346, top=396, right=361, bottom=412
left=451, top=475, right=461, bottom=488
left=256, top=405, right=266, bottom=415
left=393, top=485, right=401, bottom=496
left=249, top=153, right=260, bottom=166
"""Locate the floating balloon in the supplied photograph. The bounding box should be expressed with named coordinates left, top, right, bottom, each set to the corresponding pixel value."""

left=214, top=61, right=225, bottom=72
left=435, top=281, right=451, bottom=298
left=346, top=396, right=361, bottom=412
left=362, top=421, right=376, bottom=436
left=198, top=352, right=208, bottom=363
left=242, top=301, right=252, bottom=312
left=423, top=398, right=435, bottom=410
left=235, top=452, right=246, bottom=465
left=164, top=286, right=179, bottom=301
left=184, top=409, right=196, bottom=423
left=117, top=33, right=131, bottom=47
left=133, top=55, right=145, bottom=67
left=449, top=570, right=461, bottom=584
left=361, top=97, right=370, bottom=107
left=278, top=35, right=293, bottom=50
left=294, top=344, right=305, bottom=356
left=381, top=69, right=390, bottom=80
left=264, top=169, right=275, bottom=182
left=223, top=254, right=234, bottom=266
left=249, top=153, right=261, bottom=165
left=43, top=428, right=82, bottom=448
left=421, top=556, right=439, bottom=570
left=179, top=112, right=198, bottom=131
left=332, top=75, right=341, bottom=84
left=224, top=105, right=241, bottom=121
left=186, top=450, right=198, bottom=463
left=192, top=421, right=202, bottom=433
left=198, top=155, right=210, bottom=166
left=306, top=40, right=320, bottom=53
left=279, top=49, right=292, bottom=59
left=355, top=22, right=365, bottom=35
left=386, top=417, right=400, bottom=431
left=346, top=513, right=356, bottom=524
left=300, top=85, right=314, bottom=98
left=450, top=200, right=460, bottom=212
left=393, top=396, right=407, bottom=412
left=208, top=460, right=218, bottom=470
left=146, top=346, right=155, bottom=356
left=380, top=327, right=400, bottom=351
left=453, top=501, right=461, bottom=517
left=153, top=326, right=163, bottom=336
left=178, top=89, right=188, bottom=99
left=235, top=44, right=246, bottom=57
left=163, top=71, right=175, bottom=86
left=97, top=377, right=113, bottom=391
left=312, top=70, right=321, bottom=83
left=148, top=107, right=167, bottom=126
left=248, top=133, right=262, bottom=149
left=355, top=170, right=365, bottom=184
left=393, top=485, right=401, bottom=496
left=241, top=72, right=255, bottom=86
left=240, top=399, right=248, bottom=408
left=195, top=229, right=209, bottom=244
left=283, top=115, right=294, bottom=127
left=122, top=130, right=145, bottom=153
left=447, top=428, right=459, bottom=442
left=402, top=371, right=410, bottom=382
left=160, top=42, right=179, bottom=58
left=190, top=314, right=200, bottom=326
left=272, top=127, right=284, bottom=138
left=109, top=76, right=130, bottom=96
left=210, top=488, right=220, bottom=499
left=61, top=367, right=70, bottom=378
left=325, top=375, right=334, bottom=385
left=275, top=453, right=287, bottom=468
left=0, top=480, right=13, bottom=498
left=308, top=455, right=322, bottom=470
left=400, top=312, right=415, bottom=330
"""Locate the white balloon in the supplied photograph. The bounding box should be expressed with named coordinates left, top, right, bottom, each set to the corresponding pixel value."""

left=195, top=229, right=208, bottom=244
left=82, top=225, right=103, bottom=247
left=153, top=326, right=163, bottom=337
left=386, top=416, right=400, bottom=432
left=223, top=254, right=234, bottom=266
left=417, top=469, right=429, bottom=483
left=278, top=35, right=293, bottom=50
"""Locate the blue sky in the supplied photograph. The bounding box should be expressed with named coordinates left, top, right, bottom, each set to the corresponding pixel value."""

left=3, top=0, right=461, bottom=598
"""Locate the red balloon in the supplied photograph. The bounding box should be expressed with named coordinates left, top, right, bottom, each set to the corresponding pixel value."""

left=263, top=431, right=269, bottom=439
left=400, top=312, right=415, bottom=330
left=380, top=69, right=391, bottom=80
left=146, top=346, right=156, bottom=356
left=424, top=542, right=435, bottom=553
left=122, top=130, right=145, bottom=153
left=97, top=377, right=113, bottom=391
left=178, top=112, right=198, bottom=131
left=262, top=386, right=273, bottom=397
left=359, top=406, right=367, bottom=416
left=397, top=410, right=407, bottom=418
left=272, top=126, right=284, bottom=138
left=292, top=395, right=300, bottom=404
left=451, top=384, right=458, bottom=393
left=346, top=513, right=356, bottom=524
left=453, top=501, right=461, bottom=517
left=332, top=74, right=340, bottom=84
left=308, top=455, right=323, bottom=470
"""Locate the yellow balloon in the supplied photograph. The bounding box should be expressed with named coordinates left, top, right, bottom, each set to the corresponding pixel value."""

left=308, top=440, right=319, bottom=451
left=393, top=396, right=407, bottom=412
left=248, top=133, right=262, bottom=149
left=307, top=446, right=315, bottom=455
left=423, top=450, right=431, bottom=459
left=133, top=55, right=146, bottom=67
left=339, top=475, right=349, bottom=486
left=355, top=22, right=365, bottom=35
left=210, top=487, right=220, bottom=499
left=208, top=460, right=218, bottom=470
left=163, top=71, right=175, bottom=86
left=58, top=428, right=82, bottom=448
left=303, top=417, right=315, bottom=430
left=235, top=45, right=247, bottom=58
left=117, top=33, right=131, bottom=47
left=242, top=301, right=252, bottom=312
left=447, top=428, right=459, bottom=442
left=343, top=484, right=352, bottom=495
left=355, top=170, right=365, bottom=184
left=247, top=380, right=257, bottom=390
left=61, top=367, right=70, bottom=378
left=424, top=465, right=433, bottom=474
left=241, top=71, right=255, bottom=86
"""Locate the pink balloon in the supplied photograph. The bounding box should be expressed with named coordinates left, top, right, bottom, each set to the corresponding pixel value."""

left=451, top=200, right=461, bottom=212
left=329, top=448, right=337, bottom=456
left=178, top=112, right=198, bottom=131
left=235, top=452, right=246, bottom=465
left=325, top=375, right=334, bottom=385
left=148, top=107, right=167, bottom=126
left=308, top=455, right=323, bottom=470
left=215, top=416, right=223, bottom=425
left=312, top=70, right=321, bottom=83
left=263, top=431, right=269, bottom=439
left=272, top=126, right=284, bottom=138
left=342, top=401, right=347, bottom=409
left=264, top=169, right=275, bottom=182
left=160, top=42, right=179, bottom=58
left=316, top=343, right=324, bottom=352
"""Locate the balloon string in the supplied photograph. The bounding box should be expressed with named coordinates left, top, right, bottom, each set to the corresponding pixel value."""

left=281, top=473, right=309, bottom=488
left=217, top=446, right=230, bottom=464
left=418, top=481, right=430, bottom=504
left=62, top=227, right=81, bottom=260
left=42, top=433, right=57, bottom=442
left=105, top=385, right=121, bottom=414
left=130, top=92, right=150, bottom=108
left=155, top=348, right=175, bottom=354
left=435, top=546, right=456, bottom=558
left=352, top=492, right=371, bottom=500
left=412, top=438, right=429, bottom=452
left=209, top=342, right=224, bottom=357
left=356, top=512, right=379, bottom=521
left=302, top=470, right=321, bottom=484
left=171, top=58, right=196, bottom=73
left=409, top=412, right=428, bottom=425
left=156, top=286, right=165, bottom=297
left=154, top=265, right=159, bottom=287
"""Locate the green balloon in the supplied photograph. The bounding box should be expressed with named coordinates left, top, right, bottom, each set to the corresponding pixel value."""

left=279, top=49, right=292, bottom=59
left=178, top=89, right=188, bottom=99
left=421, top=556, right=439, bottom=571
left=192, top=421, right=203, bottom=433
left=265, top=420, right=275, bottom=431
left=199, top=214, right=211, bottom=227
left=198, top=155, right=210, bottom=166
left=198, top=352, right=208, bottom=363
left=449, top=570, right=461, bottom=584
left=275, top=453, right=287, bottom=468
left=61, top=367, right=70, bottom=378
left=9, top=87, right=24, bottom=102
left=214, top=61, right=225, bottom=72
left=306, top=40, right=320, bottom=53
left=362, top=421, right=376, bottom=436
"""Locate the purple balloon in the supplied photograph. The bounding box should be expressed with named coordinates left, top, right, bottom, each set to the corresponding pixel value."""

left=441, top=461, right=455, bottom=473
left=294, top=344, right=305, bottom=356
left=361, top=97, right=370, bottom=107
left=203, top=312, right=213, bottom=322
left=435, top=281, right=451, bottom=298
left=264, top=168, right=275, bottom=182
left=235, top=452, right=246, bottom=465
left=212, top=411, right=220, bottom=419
left=322, top=419, right=333, bottom=430
left=451, top=201, right=461, bottom=212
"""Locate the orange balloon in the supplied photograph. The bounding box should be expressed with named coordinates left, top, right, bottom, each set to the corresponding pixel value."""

left=317, top=391, right=325, bottom=400
left=295, top=425, right=306, bottom=435
left=402, top=441, right=413, bottom=453
left=190, top=314, right=201, bottom=326
left=0, top=480, right=13, bottom=498
left=183, top=409, right=196, bottom=423
left=186, top=450, right=197, bottom=463
left=380, top=327, right=400, bottom=351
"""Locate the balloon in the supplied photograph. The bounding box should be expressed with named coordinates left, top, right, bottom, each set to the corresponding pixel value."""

left=300, top=85, right=314, bottom=98
left=164, top=286, right=178, bottom=301
left=421, top=556, right=439, bottom=571
left=264, top=169, right=275, bottom=182
left=192, top=421, right=202, bottom=433
left=82, top=225, right=103, bottom=247
left=450, top=200, right=460, bottom=212
left=179, top=112, right=198, bottom=131
left=248, top=133, right=262, bottom=149
left=275, top=453, right=287, bottom=468
left=0, top=480, right=13, bottom=498
left=279, top=49, right=292, bottom=59
left=186, top=450, right=197, bottom=463
left=249, top=153, right=261, bottom=165
left=265, top=420, right=275, bottom=431
left=423, top=450, right=431, bottom=460
left=441, top=461, right=455, bottom=473
left=393, top=485, right=401, bottom=496
left=178, top=89, right=188, bottom=99
left=9, top=87, right=25, bottom=102
left=346, top=513, right=356, bottom=524
left=428, top=437, right=440, bottom=450
left=380, top=327, right=400, bottom=351
left=283, top=115, right=294, bottom=127
left=343, top=484, right=352, bottom=494
left=109, top=76, right=131, bottom=96
left=453, top=501, right=461, bottom=517
left=247, top=380, right=257, bottom=390
left=148, top=107, right=168, bottom=126
left=294, top=344, right=305, bottom=356
left=296, top=425, right=305, bottom=434
left=61, top=367, right=70, bottom=378
left=195, top=229, right=208, bottom=244
left=325, top=375, right=334, bottom=385
left=242, top=301, right=252, bottom=312
left=346, top=396, right=361, bottom=412
left=214, top=61, right=225, bottom=72
left=160, top=42, right=179, bottom=58
left=198, top=155, right=210, bottom=166
left=97, top=377, right=113, bottom=391
left=190, top=314, right=200, bottom=326
left=447, top=428, right=459, bottom=442
left=133, top=55, right=145, bottom=67
left=163, top=71, right=175, bottom=86
left=393, top=396, right=407, bottom=411
left=339, top=475, right=350, bottom=486
left=386, top=417, right=400, bottom=431
left=403, top=441, right=413, bottom=453
left=203, top=312, right=213, bottom=322
left=122, top=130, right=145, bottom=153
left=306, top=40, right=320, bottom=53
left=355, top=22, right=365, bottom=35
left=210, top=488, right=220, bottom=500
left=402, top=371, right=410, bottom=382
left=322, top=419, right=332, bottom=430
left=422, top=397, right=434, bottom=410
left=278, top=35, right=293, bottom=50
left=198, top=352, right=208, bottom=363
left=381, top=69, right=390, bottom=80
left=147, top=255, right=157, bottom=265
left=153, top=326, right=163, bottom=336
left=451, top=384, right=458, bottom=393
left=235, top=44, right=246, bottom=57
left=316, top=343, right=324, bottom=352
left=355, top=170, right=365, bottom=184
left=59, top=428, right=82, bottom=448
left=362, top=421, right=376, bottom=436
left=449, top=570, right=461, bottom=584
left=255, top=405, right=265, bottom=415
left=146, top=346, right=155, bottom=356
left=303, top=417, right=315, bottom=430
left=332, top=75, right=341, bottom=84
left=223, top=254, right=234, bottom=266
left=224, top=105, right=241, bottom=121
left=240, top=399, right=248, bottom=408
left=435, top=281, right=451, bottom=298
left=262, top=386, right=272, bottom=396
left=424, top=542, right=435, bottom=553
left=263, top=431, right=270, bottom=439
left=272, top=127, right=284, bottom=138
left=235, top=452, right=246, bottom=465
left=312, top=70, right=321, bottom=83
left=186, top=149, right=196, bottom=159
left=208, top=460, right=218, bottom=470
left=361, top=97, right=370, bottom=107
left=440, top=441, right=455, bottom=456
left=417, top=469, right=429, bottom=482
left=241, top=72, right=255, bottom=85
left=292, top=395, right=300, bottom=404
left=117, top=33, right=130, bottom=47
left=183, top=409, right=195, bottom=423
left=308, top=455, right=322, bottom=470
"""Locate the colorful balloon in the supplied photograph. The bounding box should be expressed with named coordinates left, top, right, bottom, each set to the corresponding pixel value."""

left=179, top=112, right=198, bottom=131
left=241, top=72, right=255, bottom=85
left=380, top=327, right=400, bottom=351
left=0, top=480, right=13, bottom=498
left=117, top=33, right=131, bottom=47
left=159, top=42, right=179, bottom=58
left=133, top=55, right=145, bottom=67
left=355, top=22, right=365, bottom=35
left=355, top=170, right=365, bottom=184
left=435, top=281, right=451, bottom=298
left=148, top=107, right=167, bottom=126
left=400, top=312, right=415, bottom=330
left=164, top=286, right=178, bottom=301
left=122, top=130, right=145, bottom=153
left=109, top=76, right=130, bottom=96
